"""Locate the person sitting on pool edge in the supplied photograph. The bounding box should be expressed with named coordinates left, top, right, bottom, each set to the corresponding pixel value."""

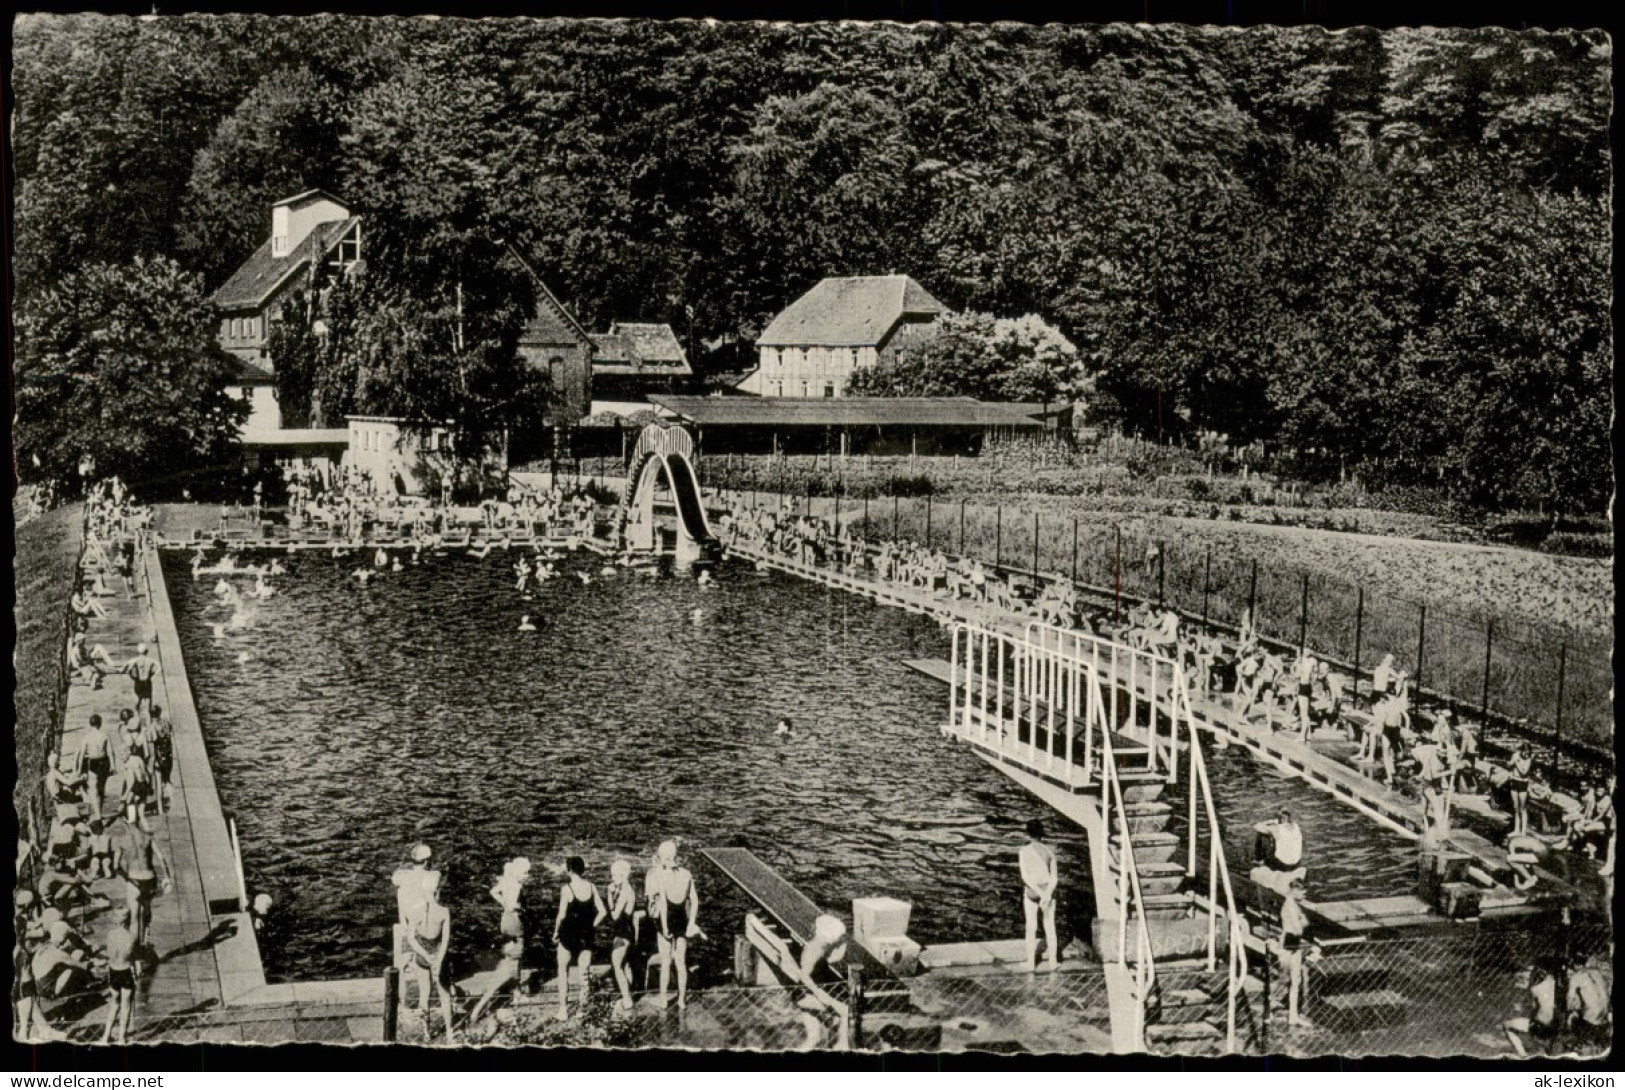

left=1252, top=808, right=1306, bottom=896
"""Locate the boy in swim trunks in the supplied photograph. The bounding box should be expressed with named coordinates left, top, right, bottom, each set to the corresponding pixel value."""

left=403, top=880, right=454, bottom=1043
left=1018, top=819, right=1059, bottom=972
left=101, top=906, right=138, bottom=1043
left=77, top=715, right=116, bottom=819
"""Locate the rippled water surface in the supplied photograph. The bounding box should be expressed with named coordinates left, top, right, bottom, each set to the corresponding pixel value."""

left=165, top=549, right=1419, bottom=982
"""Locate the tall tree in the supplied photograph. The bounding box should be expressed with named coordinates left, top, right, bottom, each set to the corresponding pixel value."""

left=14, top=257, right=247, bottom=488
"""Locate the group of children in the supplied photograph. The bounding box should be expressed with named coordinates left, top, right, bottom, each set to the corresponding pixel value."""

left=388, top=838, right=705, bottom=1042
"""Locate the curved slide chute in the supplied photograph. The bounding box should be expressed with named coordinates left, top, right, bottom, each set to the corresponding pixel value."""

left=623, top=424, right=719, bottom=561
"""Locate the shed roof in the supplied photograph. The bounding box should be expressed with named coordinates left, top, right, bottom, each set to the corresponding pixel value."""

left=756, top=275, right=945, bottom=348
left=211, top=217, right=360, bottom=312
left=647, top=395, right=1043, bottom=429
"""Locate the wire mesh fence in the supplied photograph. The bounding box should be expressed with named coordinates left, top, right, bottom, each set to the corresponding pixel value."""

left=710, top=487, right=1610, bottom=782
left=1249, top=924, right=1614, bottom=1059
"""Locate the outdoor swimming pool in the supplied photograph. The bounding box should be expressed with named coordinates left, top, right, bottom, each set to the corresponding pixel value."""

left=164, top=548, right=1424, bottom=983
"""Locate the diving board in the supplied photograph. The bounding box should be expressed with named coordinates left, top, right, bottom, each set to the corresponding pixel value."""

left=701, top=847, right=824, bottom=942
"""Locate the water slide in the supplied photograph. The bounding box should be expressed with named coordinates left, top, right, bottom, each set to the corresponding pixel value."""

left=664, top=454, right=718, bottom=553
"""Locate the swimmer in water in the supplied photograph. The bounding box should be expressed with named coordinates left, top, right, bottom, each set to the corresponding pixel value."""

left=354, top=568, right=373, bottom=584
left=374, top=548, right=389, bottom=569
left=269, top=558, right=286, bottom=576
left=469, top=540, right=493, bottom=559
left=697, top=569, right=713, bottom=586
left=775, top=718, right=794, bottom=737
left=577, top=571, right=592, bottom=585
left=691, top=608, right=703, bottom=624
left=518, top=615, right=537, bottom=632
left=391, top=557, right=403, bottom=572
left=253, top=574, right=275, bottom=599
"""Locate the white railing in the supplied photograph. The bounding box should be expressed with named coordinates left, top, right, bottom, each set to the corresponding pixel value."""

left=1099, top=719, right=1158, bottom=1051
left=1176, top=680, right=1249, bottom=1053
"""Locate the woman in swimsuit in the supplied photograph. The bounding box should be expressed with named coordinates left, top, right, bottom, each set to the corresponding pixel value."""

left=1510, top=744, right=1534, bottom=837
left=1504, top=959, right=1562, bottom=1056
left=650, top=840, right=700, bottom=1010
left=606, top=858, right=639, bottom=1013
left=552, top=856, right=606, bottom=1021
left=147, top=706, right=174, bottom=815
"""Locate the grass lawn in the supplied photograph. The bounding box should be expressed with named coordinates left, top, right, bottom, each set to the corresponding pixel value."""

left=12, top=505, right=82, bottom=833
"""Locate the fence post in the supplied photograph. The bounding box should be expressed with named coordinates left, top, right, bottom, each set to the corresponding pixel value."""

left=1480, top=620, right=1494, bottom=724
left=1201, top=545, right=1212, bottom=627
left=1298, top=573, right=1309, bottom=654
left=959, top=500, right=966, bottom=554
left=995, top=504, right=1003, bottom=569
left=925, top=495, right=932, bottom=548
left=1415, top=604, right=1427, bottom=694
left=846, top=964, right=866, bottom=1051
left=1157, top=544, right=1166, bottom=610
left=892, top=494, right=899, bottom=541
left=383, top=963, right=400, bottom=1043
left=1032, top=512, right=1040, bottom=579
left=1553, top=640, right=1567, bottom=774
left=834, top=484, right=841, bottom=531
left=1247, top=559, right=1258, bottom=626
left=1352, top=586, right=1365, bottom=688
left=806, top=477, right=813, bottom=518
left=1114, top=523, right=1122, bottom=624
left=1071, top=517, right=1079, bottom=585
left=863, top=495, right=869, bottom=540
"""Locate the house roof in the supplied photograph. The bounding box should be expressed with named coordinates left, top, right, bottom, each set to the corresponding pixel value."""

left=211, top=217, right=360, bottom=312
left=756, top=275, right=946, bottom=348
left=272, top=189, right=350, bottom=210
left=646, top=395, right=1043, bottom=429
left=591, top=322, right=692, bottom=375
left=240, top=428, right=350, bottom=447
left=519, top=278, right=596, bottom=349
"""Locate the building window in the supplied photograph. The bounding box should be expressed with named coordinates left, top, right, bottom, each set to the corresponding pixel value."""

left=824, top=384, right=835, bottom=398
left=772, top=382, right=782, bottom=397
left=800, top=382, right=809, bottom=397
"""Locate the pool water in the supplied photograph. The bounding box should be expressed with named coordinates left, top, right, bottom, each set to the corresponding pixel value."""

left=163, top=548, right=1424, bottom=983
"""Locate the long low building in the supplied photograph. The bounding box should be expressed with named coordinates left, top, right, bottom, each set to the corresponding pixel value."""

left=647, top=395, right=1045, bottom=456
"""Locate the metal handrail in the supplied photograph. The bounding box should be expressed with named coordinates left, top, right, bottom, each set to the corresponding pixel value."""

left=1098, top=719, right=1158, bottom=1052
left=1177, top=676, right=1248, bottom=1052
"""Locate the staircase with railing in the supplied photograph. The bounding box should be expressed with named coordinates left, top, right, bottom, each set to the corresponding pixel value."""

left=942, top=621, right=1258, bottom=1054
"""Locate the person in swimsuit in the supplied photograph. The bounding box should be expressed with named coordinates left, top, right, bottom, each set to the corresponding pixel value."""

left=1276, top=878, right=1311, bottom=1028
left=1369, top=654, right=1395, bottom=703
left=71, top=582, right=108, bottom=621
left=467, top=857, right=531, bottom=1028
left=1509, top=744, right=1534, bottom=837
left=119, top=810, right=172, bottom=950
left=86, top=819, right=117, bottom=880
left=552, top=856, right=606, bottom=1020
left=1018, top=819, right=1059, bottom=972
left=1290, top=653, right=1316, bottom=739
left=1504, top=959, right=1562, bottom=1056
left=1565, top=952, right=1612, bottom=1053
left=392, top=843, right=440, bottom=928
left=78, top=714, right=115, bottom=818
left=1373, top=694, right=1405, bottom=784
left=649, top=839, right=700, bottom=1009
left=122, top=643, right=159, bottom=717
left=403, top=881, right=454, bottom=1043
left=32, top=920, right=100, bottom=1004
left=147, top=705, right=174, bottom=815
left=44, top=750, right=86, bottom=813
left=606, top=858, right=639, bottom=1013
left=101, top=905, right=138, bottom=1044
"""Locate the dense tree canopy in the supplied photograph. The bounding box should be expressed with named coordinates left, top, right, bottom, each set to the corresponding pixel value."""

left=14, top=257, right=247, bottom=486
left=10, top=15, right=1612, bottom=513
left=848, top=313, right=1084, bottom=403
